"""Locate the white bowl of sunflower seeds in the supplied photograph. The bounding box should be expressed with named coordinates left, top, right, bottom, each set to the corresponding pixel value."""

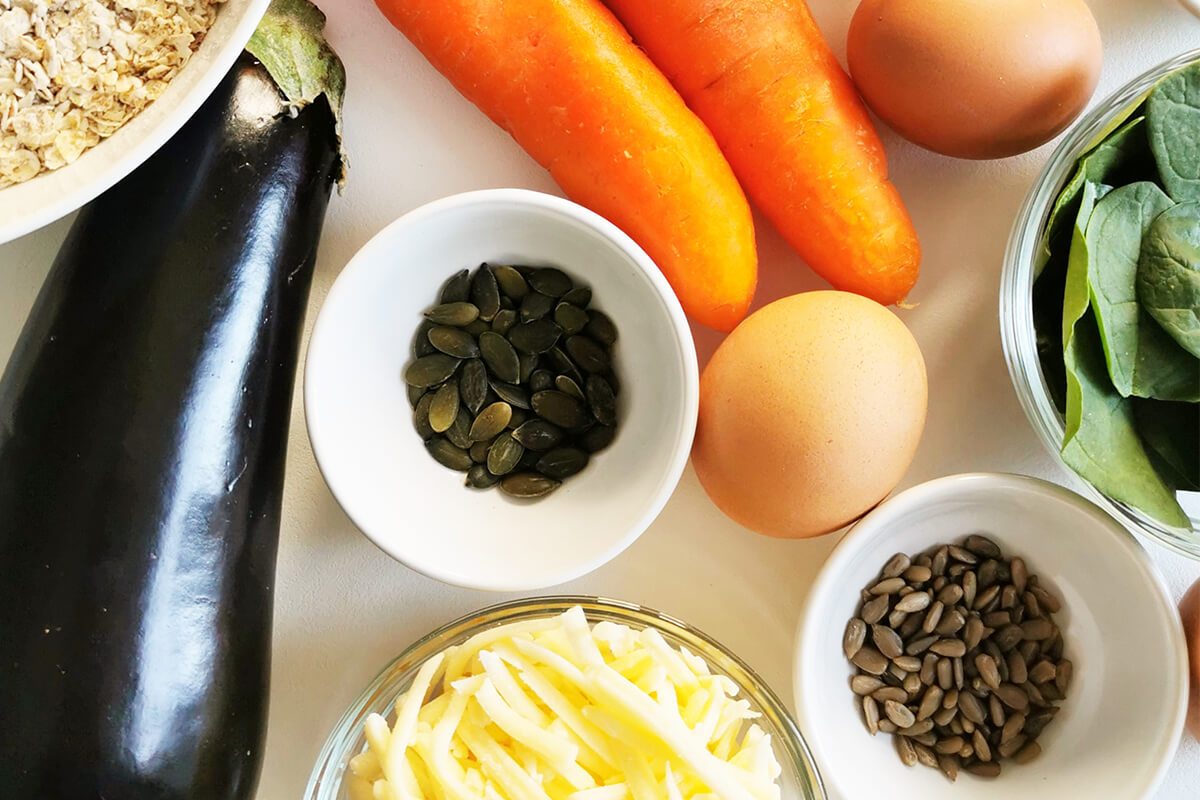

left=794, top=473, right=1187, bottom=800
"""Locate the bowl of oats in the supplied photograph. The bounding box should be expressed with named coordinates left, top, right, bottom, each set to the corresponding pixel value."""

left=0, top=0, right=272, bottom=244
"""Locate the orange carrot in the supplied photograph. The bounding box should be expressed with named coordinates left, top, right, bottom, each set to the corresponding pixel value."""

left=603, top=0, right=921, bottom=305
left=373, top=0, right=757, bottom=331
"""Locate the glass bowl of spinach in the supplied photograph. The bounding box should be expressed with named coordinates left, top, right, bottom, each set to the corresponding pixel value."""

left=1002, top=48, right=1200, bottom=558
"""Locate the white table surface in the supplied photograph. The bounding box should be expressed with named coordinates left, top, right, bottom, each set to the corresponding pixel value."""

left=1, top=0, right=1197, bottom=797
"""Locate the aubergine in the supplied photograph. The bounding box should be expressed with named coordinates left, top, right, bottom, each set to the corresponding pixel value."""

left=0, top=2, right=345, bottom=798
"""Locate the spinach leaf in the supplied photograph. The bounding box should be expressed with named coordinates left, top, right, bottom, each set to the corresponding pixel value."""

left=1138, top=201, right=1200, bottom=358
left=1085, top=182, right=1198, bottom=401
left=1133, top=398, right=1200, bottom=492
left=1147, top=61, right=1200, bottom=203
left=1062, top=312, right=1190, bottom=529
left=1037, top=115, right=1152, bottom=276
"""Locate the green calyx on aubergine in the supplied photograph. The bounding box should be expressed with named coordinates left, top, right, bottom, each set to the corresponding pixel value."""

left=0, top=1, right=344, bottom=798
left=1033, top=60, right=1200, bottom=529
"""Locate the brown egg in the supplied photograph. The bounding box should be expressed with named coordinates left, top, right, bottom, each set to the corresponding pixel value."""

left=847, top=0, right=1102, bottom=159
left=692, top=292, right=927, bottom=538
left=1181, top=577, right=1200, bottom=740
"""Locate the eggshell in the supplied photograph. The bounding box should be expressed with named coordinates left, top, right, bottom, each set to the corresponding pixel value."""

left=1181, top=577, right=1200, bottom=740
left=847, top=0, right=1102, bottom=159
left=692, top=291, right=927, bottom=538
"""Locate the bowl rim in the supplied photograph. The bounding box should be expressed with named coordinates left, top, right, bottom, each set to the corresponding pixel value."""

left=998, top=47, right=1200, bottom=557
left=306, top=595, right=828, bottom=800
left=793, top=472, right=1188, bottom=800
left=303, top=188, right=700, bottom=591
left=0, top=0, right=273, bottom=245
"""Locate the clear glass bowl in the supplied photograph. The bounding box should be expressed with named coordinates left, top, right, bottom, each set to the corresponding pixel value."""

left=1000, top=48, right=1200, bottom=559
left=305, top=596, right=827, bottom=800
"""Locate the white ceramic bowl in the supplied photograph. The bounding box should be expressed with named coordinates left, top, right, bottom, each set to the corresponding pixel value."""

left=0, top=0, right=271, bottom=244
left=305, top=189, right=698, bottom=591
left=794, top=473, right=1187, bottom=800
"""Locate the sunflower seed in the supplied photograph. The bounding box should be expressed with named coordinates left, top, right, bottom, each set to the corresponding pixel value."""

left=914, top=742, right=939, bottom=769
left=934, top=610, right=965, bottom=636
left=470, top=402, right=513, bottom=442
left=965, top=762, right=1001, bottom=778
left=528, top=268, right=572, bottom=297
left=863, top=696, right=880, bottom=735
left=896, top=591, right=932, bottom=613
left=933, top=705, right=958, bottom=726
left=562, top=286, right=591, bottom=307
left=900, top=719, right=934, bottom=737
left=996, top=733, right=1027, bottom=760
left=852, top=675, right=884, bottom=695
left=936, top=736, right=965, bottom=755
left=413, top=393, right=435, bottom=439
left=465, top=464, right=500, bottom=489
left=1011, top=557, right=1028, bottom=594
left=487, top=436, right=524, bottom=476
left=578, top=423, right=616, bottom=453
left=1055, top=659, right=1072, bottom=693
left=536, top=447, right=590, bottom=480
left=426, top=437, right=473, bottom=471
left=405, top=354, right=460, bottom=388
left=958, top=690, right=985, bottom=724
left=989, top=694, right=1007, bottom=727
left=566, top=334, right=610, bottom=373
left=975, top=654, right=1001, bottom=690
left=907, top=635, right=938, bottom=657
left=884, top=700, right=916, bottom=729
left=428, top=326, right=479, bottom=358
left=852, top=647, right=889, bottom=675
left=920, top=601, right=945, bottom=635
left=429, top=381, right=460, bottom=433
left=937, top=753, right=959, bottom=782
left=994, top=683, right=1029, bottom=712
left=862, top=594, right=890, bottom=624
left=973, top=584, right=1000, bottom=611
left=1028, top=660, right=1056, bottom=685
left=931, top=546, right=949, bottom=577
left=878, top=719, right=898, bottom=733
left=1024, top=708, right=1057, bottom=737
left=899, top=614, right=924, bottom=640
left=585, top=309, right=618, bottom=345
left=917, top=685, right=943, bottom=721
left=896, top=735, right=918, bottom=766
left=489, top=380, right=530, bottom=409
left=873, top=686, right=909, bottom=704
left=555, top=374, right=585, bottom=401
left=871, top=577, right=906, bottom=595
left=978, top=559, right=1000, bottom=590
left=964, top=534, right=1002, bottom=559
left=1021, top=619, right=1055, bottom=641
left=585, top=374, right=617, bottom=426
left=460, top=359, right=488, bottom=413
left=938, top=584, right=964, bottom=606
left=938, top=659, right=954, bottom=690
left=882, top=552, right=911, bottom=578
left=844, top=619, right=867, bottom=659
left=904, top=671, right=923, bottom=697
left=512, top=419, right=566, bottom=451
left=493, top=265, right=529, bottom=300
left=889, top=609, right=909, bottom=628
left=994, top=624, right=1024, bottom=652
left=1014, top=742, right=1042, bottom=764
left=962, top=570, right=978, bottom=608
left=872, top=624, right=904, bottom=659
left=425, top=302, right=480, bottom=326
left=1029, top=584, right=1061, bottom=613
left=499, top=472, right=560, bottom=498
left=904, top=565, right=933, bottom=583
left=973, top=729, right=992, bottom=762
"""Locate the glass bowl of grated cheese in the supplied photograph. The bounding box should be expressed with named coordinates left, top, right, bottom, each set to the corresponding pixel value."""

left=306, top=597, right=826, bottom=800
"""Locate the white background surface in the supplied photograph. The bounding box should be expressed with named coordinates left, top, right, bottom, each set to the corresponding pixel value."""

left=0, top=0, right=1197, bottom=797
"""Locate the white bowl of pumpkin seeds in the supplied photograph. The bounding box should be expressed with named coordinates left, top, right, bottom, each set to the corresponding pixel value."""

left=794, top=473, right=1187, bottom=800
left=304, top=189, right=698, bottom=591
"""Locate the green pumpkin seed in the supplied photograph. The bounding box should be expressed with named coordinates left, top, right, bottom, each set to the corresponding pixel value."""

left=507, top=407, right=528, bottom=429
left=413, top=392, right=435, bottom=439
left=489, top=380, right=530, bottom=409
left=532, top=390, right=588, bottom=429
left=469, top=439, right=492, bottom=463
left=465, top=464, right=500, bottom=489
left=446, top=410, right=473, bottom=449
left=464, top=319, right=490, bottom=337
left=426, top=437, right=473, bottom=471
left=578, top=424, right=616, bottom=453
left=470, top=264, right=501, bottom=321
left=508, top=318, right=562, bottom=354
left=604, top=368, right=621, bottom=396
left=562, top=286, right=591, bottom=308
left=546, top=346, right=583, bottom=384
left=512, top=419, right=565, bottom=450
left=565, top=335, right=609, bottom=373
left=500, top=295, right=515, bottom=310
left=528, top=267, right=572, bottom=297
left=413, top=319, right=437, bottom=357
left=470, top=402, right=513, bottom=442
left=405, top=354, right=460, bottom=388
left=529, top=369, right=554, bottom=393
left=429, top=380, right=459, bottom=433
left=491, top=309, right=518, bottom=335
left=493, top=265, right=529, bottom=300
left=555, top=375, right=585, bottom=401
left=425, top=302, right=479, bottom=327
left=554, top=302, right=590, bottom=335
left=460, top=359, right=488, bottom=414
left=406, top=383, right=425, bottom=408
left=479, top=331, right=520, bottom=383
left=520, top=292, right=555, bottom=322
left=518, top=447, right=542, bottom=471
left=585, top=374, right=616, bottom=425
left=439, top=269, right=470, bottom=304
left=585, top=309, right=617, bottom=345
left=487, top=436, right=525, bottom=476
left=500, top=472, right=561, bottom=498
left=428, top=326, right=479, bottom=359
left=518, top=351, right=539, bottom=383
left=536, top=447, right=589, bottom=480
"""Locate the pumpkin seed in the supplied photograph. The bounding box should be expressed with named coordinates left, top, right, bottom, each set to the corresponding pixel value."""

left=427, top=326, right=479, bottom=358
left=566, top=334, right=609, bottom=373
left=487, top=436, right=525, bottom=476
left=554, top=302, right=590, bottom=335
left=532, top=390, right=588, bottom=429
left=464, top=319, right=490, bottom=337
left=500, top=472, right=560, bottom=498
left=405, top=354, right=460, bottom=388
left=585, top=374, right=617, bottom=426
left=439, top=269, right=470, bottom=303
left=562, top=286, right=591, bottom=308
left=585, top=309, right=618, bottom=345
left=413, top=393, right=435, bottom=439
left=460, top=359, right=488, bottom=413
left=507, top=407, right=528, bottom=429
left=479, top=331, right=520, bottom=383
left=470, top=265, right=501, bottom=321
left=519, top=291, right=556, bottom=321
left=518, top=351, right=539, bottom=383
left=844, top=618, right=867, bottom=659
left=426, top=437, right=472, bottom=471
left=469, top=440, right=491, bottom=463
left=578, top=423, right=616, bottom=453
left=546, top=346, right=583, bottom=383
left=491, top=309, right=518, bottom=335
left=493, top=265, right=529, bottom=300
left=536, top=447, right=589, bottom=480
left=425, top=302, right=480, bottom=326
left=407, top=383, right=426, bottom=408
left=555, top=374, right=585, bottom=401
left=489, top=380, right=531, bottom=409
left=509, top=318, right=562, bottom=354
left=414, top=319, right=437, bottom=357
left=470, top=402, right=513, bottom=442
left=446, top=409, right=472, bottom=449
left=465, top=464, right=500, bottom=489
left=517, top=448, right=542, bottom=472
left=513, top=419, right=566, bottom=451
left=529, top=369, right=554, bottom=393
left=429, top=381, right=459, bottom=433
left=528, top=267, right=572, bottom=297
